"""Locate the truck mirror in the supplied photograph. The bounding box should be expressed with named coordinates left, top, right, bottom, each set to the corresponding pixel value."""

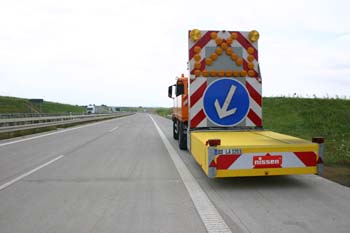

left=176, top=84, right=184, bottom=96
left=168, top=85, right=174, bottom=98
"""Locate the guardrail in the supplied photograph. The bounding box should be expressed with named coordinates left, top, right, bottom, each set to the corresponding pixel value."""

left=0, top=112, right=108, bottom=119
left=0, top=113, right=130, bottom=132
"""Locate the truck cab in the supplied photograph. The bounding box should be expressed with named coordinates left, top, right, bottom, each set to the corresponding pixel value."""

left=86, top=105, right=95, bottom=114
left=168, top=74, right=188, bottom=149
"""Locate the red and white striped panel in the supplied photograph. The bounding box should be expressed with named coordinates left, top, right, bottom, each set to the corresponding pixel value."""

left=183, top=94, right=188, bottom=107
left=188, top=30, right=262, bottom=129
left=246, top=77, right=262, bottom=126
left=210, top=152, right=317, bottom=170
left=189, top=77, right=207, bottom=127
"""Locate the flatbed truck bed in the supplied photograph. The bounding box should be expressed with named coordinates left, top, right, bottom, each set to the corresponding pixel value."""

left=190, top=130, right=319, bottom=178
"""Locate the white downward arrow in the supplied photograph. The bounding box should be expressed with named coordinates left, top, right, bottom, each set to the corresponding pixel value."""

left=215, top=85, right=237, bottom=119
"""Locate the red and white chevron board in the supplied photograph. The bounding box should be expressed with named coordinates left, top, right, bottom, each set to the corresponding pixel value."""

left=188, top=30, right=262, bottom=128
left=183, top=94, right=188, bottom=107
left=209, top=152, right=318, bottom=170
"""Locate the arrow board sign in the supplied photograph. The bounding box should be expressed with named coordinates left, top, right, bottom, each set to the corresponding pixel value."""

left=203, top=79, right=250, bottom=127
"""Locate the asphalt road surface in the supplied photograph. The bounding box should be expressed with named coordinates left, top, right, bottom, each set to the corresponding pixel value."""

left=0, top=113, right=349, bottom=233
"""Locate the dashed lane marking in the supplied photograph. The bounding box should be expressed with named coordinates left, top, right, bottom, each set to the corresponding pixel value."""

left=0, top=155, right=64, bottom=191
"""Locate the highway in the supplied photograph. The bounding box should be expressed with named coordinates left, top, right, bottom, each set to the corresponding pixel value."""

left=0, top=113, right=349, bottom=233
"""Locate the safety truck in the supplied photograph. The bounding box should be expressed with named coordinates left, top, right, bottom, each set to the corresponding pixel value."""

left=168, top=29, right=324, bottom=178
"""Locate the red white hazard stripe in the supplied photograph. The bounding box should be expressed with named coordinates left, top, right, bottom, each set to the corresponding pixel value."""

left=189, top=33, right=216, bottom=76
left=246, top=78, right=262, bottom=127
left=210, top=152, right=317, bottom=170
left=190, top=78, right=207, bottom=127
left=236, top=31, right=258, bottom=60
left=183, top=94, right=188, bottom=107
left=232, top=31, right=259, bottom=79
left=189, top=31, right=212, bottom=60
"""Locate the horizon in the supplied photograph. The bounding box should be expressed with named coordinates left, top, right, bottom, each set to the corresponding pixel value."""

left=1, top=94, right=349, bottom=110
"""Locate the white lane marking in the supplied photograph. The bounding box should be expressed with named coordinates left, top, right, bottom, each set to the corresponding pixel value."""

left=109, top=126, right=119, bottom=132
left=0, top=155, right=64, bottom=191
left=149, top=115, right=232, bottom=233
left=0, top=117, right=123, bottom=148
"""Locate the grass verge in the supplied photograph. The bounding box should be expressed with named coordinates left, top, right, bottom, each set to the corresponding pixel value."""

left=0, top=96, right=85, bottom=114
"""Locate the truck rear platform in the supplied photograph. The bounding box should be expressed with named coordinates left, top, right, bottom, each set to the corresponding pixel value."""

left=190, top=130, right=319, bottom=178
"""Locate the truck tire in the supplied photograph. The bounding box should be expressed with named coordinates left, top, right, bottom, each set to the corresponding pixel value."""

left=178, top=122, right=187, bottom=150
left=173, top=120, right=179, bottom=140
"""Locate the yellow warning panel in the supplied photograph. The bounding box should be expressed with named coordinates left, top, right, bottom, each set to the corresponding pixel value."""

left=191, top=130, right=317, bottom=153
left=190, top=130, right=319, bottom=178
left=215, top=167, right=317, bottom=177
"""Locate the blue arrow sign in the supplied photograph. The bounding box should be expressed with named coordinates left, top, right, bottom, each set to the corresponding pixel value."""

left=203, top=79, right=250, bottom=126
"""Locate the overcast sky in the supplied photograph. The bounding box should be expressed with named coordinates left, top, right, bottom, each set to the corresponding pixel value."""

left=1, top=0, right=349, bottom=107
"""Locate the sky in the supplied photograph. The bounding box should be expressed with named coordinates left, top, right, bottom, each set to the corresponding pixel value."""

left=0, top=0, right=349, bottom=107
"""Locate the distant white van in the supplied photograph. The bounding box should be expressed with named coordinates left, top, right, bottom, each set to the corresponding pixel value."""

left=86, top=105, right=95, bottom=114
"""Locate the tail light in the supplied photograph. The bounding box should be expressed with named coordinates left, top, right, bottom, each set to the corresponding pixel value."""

left=206, top=139, right=221, bottom=147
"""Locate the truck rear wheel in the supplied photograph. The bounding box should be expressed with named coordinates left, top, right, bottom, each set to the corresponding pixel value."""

left=178, top=122, right=187, bottom=150
left=173, top=120, right=179, bottom=140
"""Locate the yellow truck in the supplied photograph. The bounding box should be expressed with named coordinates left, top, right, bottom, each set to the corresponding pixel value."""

left=168, top=29, right=324, bottom=178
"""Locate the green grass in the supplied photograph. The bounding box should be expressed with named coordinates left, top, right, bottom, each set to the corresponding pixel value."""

left=0, top=96, right=85, bottom=114
left=41, top=101, right=85, bottom=114
left=0, top=96, right=31, bottom=113
left=263, top=97, right=350, bottom=165
left=155, top=108, right=172, bottom=117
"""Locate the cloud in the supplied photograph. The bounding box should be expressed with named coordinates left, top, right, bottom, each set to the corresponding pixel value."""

left=0, top=0, right=349, bottom=106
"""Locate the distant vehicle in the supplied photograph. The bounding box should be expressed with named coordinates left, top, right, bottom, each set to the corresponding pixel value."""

left=86, top=105, right=96, bottom=114
left=86, top=105, right=112, bottom=114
